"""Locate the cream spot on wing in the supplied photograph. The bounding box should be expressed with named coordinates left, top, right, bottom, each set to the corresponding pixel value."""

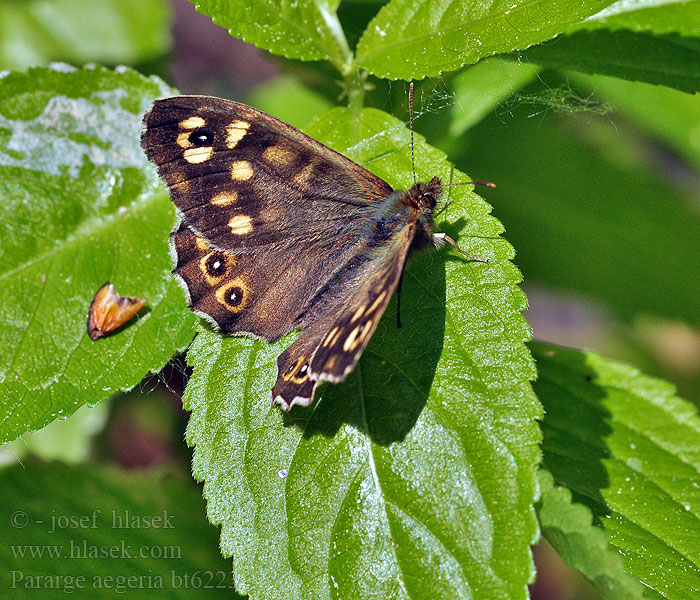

left=179, top=116, right=206, bottom=129
left=176, top=132, right=193, bottom=148
left=350, top=305, right=365, bottom=323
left=183, top=146, right=213, bottom=164
left=262, top=145, right=295, bottom=167
left=323, top=327, right=340, bottom=347
left=358, top=320, right=373, bottom=343
left=195, top=236, right=211, bottom=251
left=225, top=120, right=250, bottom=149
left=343, top=320, right=373, bottom=352
left=325, top=356, right=338, bottom=370
left=367, top=290, right=387, bottom=314
left=343, top=326, right=361, bottom=352
left=228, top=215, right=253, bottom=235
left=211, top=191, right=238, bottom=206
left=260, top=207, right=284, bottom=224
left=230, top=160, right=254, bottom=181
left=330, top=327, right=343, bottom=347
left=293, top=162, right=315, bottom=187
left=168, top=170, right=187, bottom=188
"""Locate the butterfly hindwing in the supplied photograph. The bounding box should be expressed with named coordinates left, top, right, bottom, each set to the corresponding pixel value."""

left=310, top=226, right=414, bottom=383
left=171, top=223, right=367, bottom=342
left=272, top=225, right=415, bottom=409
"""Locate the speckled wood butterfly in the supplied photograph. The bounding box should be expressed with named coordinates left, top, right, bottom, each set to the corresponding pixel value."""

left=141, top=91, right=489, bottom=410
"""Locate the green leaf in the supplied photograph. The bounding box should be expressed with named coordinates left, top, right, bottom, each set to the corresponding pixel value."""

left=517, top=1, right=700, bottom=93
left=536, top=470, right=644, bottom=600
left=0, top=65, right=196, bottom=445
left=355, top=0, right=615, bottom=80
left=0, top=0, right=172, bottom=70
left=0, top=402, right=109, bottom=465
left=533, top=342, right=700, bottom=599
left=456, top=81, right=700, bottom=327
left=449, top=58, right=540, bottom=137
left=582, top=0, right=700, bottom=36
left=0, top=463, right=241, bottom=599
left=572, top=72, right=700, bottom=172
left=519, top=30, right=700, bottom=94
left=184, top=107, right=541, bottom=599
left=190, top=0, right=352, bottom=70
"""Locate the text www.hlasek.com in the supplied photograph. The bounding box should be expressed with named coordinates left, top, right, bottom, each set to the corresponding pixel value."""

left=11, top=540, right=181, bottom=560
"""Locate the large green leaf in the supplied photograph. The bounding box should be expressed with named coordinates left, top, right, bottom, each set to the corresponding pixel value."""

left=190, top=0, right=352, bottom=70
left=355, top=0, right=615, bottom=80
left=533, top=342, right=700, bottom=599
left=583, top=0, right=700, bottom=36
left=0, top=463, right=240, bottom=599
left=516, top=1, right=700, bottom=93
left=455, top=79, right=700, bottom=328
left=0, top=0, right=171, bottom=70
left=536, top=470, right=644, bottom=600
left=0, top=66, right=196, bottom=445
left=184, top=107, right=541, bottom=599
left=520, top=29, right=700, bottom=94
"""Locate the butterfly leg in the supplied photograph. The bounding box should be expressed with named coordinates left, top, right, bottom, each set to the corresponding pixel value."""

left=433, top=232, right=489, bottom=263
left=434, top=198, right=454, bottom=213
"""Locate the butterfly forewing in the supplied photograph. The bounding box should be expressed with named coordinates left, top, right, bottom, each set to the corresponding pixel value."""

left=142, top=97, right=393, bottom=254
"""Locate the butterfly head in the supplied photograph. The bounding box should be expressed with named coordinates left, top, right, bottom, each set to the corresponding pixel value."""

left=399, top=176, right=443, bottom=251
left=403, top=176, right=442, bottom=215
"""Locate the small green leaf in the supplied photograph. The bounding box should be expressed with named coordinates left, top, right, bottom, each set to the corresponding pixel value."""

left=185, top=107, right=541, bottom=599
left=0, top=66, right=196, bottom=445
left=190, top=0, right=352, bottom=69
left=355, top=0, right=615, bottom=80
left=0, top=463, right=241, bottom=599
left=533, top=342, right=700, bottom=599
left=536, top=470, right=644, bottom=600
left=0, top=0, right=172, bottom=70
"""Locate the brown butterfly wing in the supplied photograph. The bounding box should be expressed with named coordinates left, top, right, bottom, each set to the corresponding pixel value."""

left=141, top=96, right=393, bottom=254
left=142, top=95, right=426, bottom=410
left=171, top=222, right=375, bottom=341
left=272, top=224, right=415, bottom=410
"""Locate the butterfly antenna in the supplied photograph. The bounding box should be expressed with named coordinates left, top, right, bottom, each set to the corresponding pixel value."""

left=409, top=82, right=416, bottom=185
left=440, top=181, right=496, bottom=189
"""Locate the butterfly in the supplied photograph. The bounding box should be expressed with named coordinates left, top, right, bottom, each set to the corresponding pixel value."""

left=141, top=92, right=489, bottom=410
